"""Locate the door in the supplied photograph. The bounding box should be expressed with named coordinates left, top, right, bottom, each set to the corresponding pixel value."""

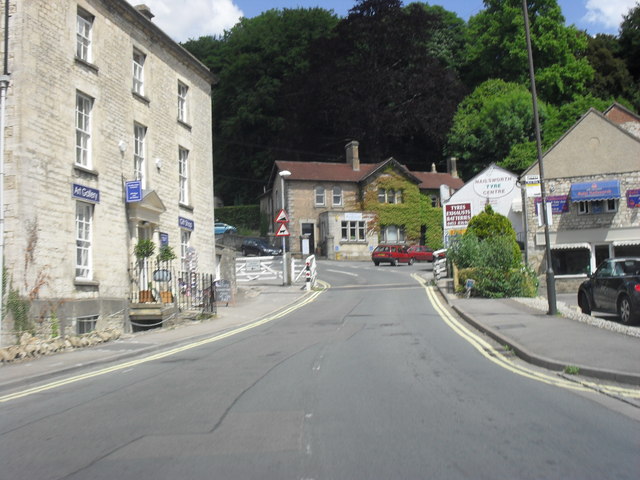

left=301, top=223, right=315, bottom=255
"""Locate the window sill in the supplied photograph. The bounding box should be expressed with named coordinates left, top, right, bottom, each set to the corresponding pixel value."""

left=74, top=165, right=99, bottom=177
left=179, top=203, right=194, bottom=212
left=177, top=119, right=192, bottom=131
left=132, top=91, right=150, bottom=105
left=75, top=279, right=99, bottom=287
left=75, top=57, right=99, bottom=73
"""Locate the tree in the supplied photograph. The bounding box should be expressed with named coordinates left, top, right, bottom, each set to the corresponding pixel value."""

left=585, top=34, right=637, bottom=104
left=464, top=0, right=593, bottom=104
left=446, top=79, right=545, bottom=177
left=619, top=2, right=640, bottom=81
left=183, top=9, right=339, bottom=204
left=290, top=0, right=466, bottom=168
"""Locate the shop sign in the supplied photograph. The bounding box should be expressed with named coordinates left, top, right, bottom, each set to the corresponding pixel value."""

left=534, top=195, right=569, bottom=214
left=473, top=172, right=516, bottom=198
left=179, top=216, right=194, bottom=231
left=627, top=189, right=640, bottom=208
left=125, top=180, right=142, bottom=202
left=72, top=183, right=100, bottom=203
left=445, top=203, right=472, bottom=228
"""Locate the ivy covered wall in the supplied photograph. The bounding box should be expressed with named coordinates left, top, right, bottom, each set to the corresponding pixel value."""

left=362, top=170, right=444, bottom=249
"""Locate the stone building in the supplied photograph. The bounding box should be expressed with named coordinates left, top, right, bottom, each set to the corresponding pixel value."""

left=0, top=0, right=216, bottom=343
left=260, top=141, right=463, bottom=260
left=521, top=104, right=640, bottom=293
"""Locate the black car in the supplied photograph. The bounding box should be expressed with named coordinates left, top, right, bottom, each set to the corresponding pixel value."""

left=241, top=238, right=282, bottom=257
left=577, top=257, right=640, bottom=324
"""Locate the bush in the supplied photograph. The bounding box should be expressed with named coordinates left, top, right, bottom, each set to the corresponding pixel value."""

left=457, top=266, right=538, bottom=298
left=448, top=233, right=520, bottom=270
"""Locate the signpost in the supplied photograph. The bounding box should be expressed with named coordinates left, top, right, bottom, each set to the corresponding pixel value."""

left=275, top=209, right=290, bottom=285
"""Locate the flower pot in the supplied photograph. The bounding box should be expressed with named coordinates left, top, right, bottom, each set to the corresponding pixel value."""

left=160, top=291, right=173, bottom=304
left=139, top=290, right=153, bottom=303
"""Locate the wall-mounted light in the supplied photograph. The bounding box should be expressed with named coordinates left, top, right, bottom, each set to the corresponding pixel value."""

left=118, top=140, right=127, bottom=153
left=155, top=157, right=162, bottom=169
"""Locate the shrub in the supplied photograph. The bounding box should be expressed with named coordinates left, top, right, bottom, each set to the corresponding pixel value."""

left=457, top=266, right=538, bottom=298
left=215, top=205, right=260, bottom=231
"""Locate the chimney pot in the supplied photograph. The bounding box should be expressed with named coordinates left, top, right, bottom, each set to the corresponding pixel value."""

left=135, top=4, right=155, bottom=20
left=431, top=163, right=437, bottom=173
left=448, top=157, right=459, bottom=178
left=345, top=140, right=360, bottom=171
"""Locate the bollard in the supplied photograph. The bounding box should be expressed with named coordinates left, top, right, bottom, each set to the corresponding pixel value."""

left=305, top=262, right=311, bottom=291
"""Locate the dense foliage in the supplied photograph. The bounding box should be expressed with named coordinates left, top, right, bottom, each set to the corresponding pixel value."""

left=215, top=205, right=261, bottom=231
left=181, top=0, right=639, bottom=204
left=448, top=205, right=537, bottom=298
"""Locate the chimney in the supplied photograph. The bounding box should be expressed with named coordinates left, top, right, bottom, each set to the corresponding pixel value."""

left=431, top=162, right=437, bottom=173
left=448, top=157, right=459, bottom=178
left=135, top=4, right=155, bottom=21
left=345, top=141, right=360, bottom=171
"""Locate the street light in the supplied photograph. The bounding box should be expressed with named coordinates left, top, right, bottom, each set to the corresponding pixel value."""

left=522, top=0, right=557, bottom=315
left=279, top=170, right=291, bottom=286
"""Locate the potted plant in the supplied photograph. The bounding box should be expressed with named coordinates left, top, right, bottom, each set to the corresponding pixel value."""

left=157, top=245, right=176, bottom=303
left=135, top=239, right=155, bottom=303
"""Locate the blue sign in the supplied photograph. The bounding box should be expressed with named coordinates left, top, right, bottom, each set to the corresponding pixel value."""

left=159, top=232, right=169, bottom=246
left=125, top=180, right=142, bottom=202
left=534, top=195, right=569, bottom=214
left=570, top=180, right=620, bottom=202
left=72, top=183, right=100, bottom=203
left=179, top=216, right=194, bottom=231
left=627, top=189, right=640, bottom=208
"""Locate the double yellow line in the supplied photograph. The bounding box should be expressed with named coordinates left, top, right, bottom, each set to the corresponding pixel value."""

left=0, top=284, right=327, bottom=403
left=413, top=274, right=640, bottom=399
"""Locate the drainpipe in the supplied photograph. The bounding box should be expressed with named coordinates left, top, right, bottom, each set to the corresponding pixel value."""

left=0, top=0, right=11, bottom=345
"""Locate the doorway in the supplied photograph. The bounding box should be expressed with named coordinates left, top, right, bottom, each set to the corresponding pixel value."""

left=301, top=223, right=315, bottom=255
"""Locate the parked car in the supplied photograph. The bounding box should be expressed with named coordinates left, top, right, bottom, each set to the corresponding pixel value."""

left=577, top=257, right=640, bottom=324
left=372, top=244, right=414, bottom=266
left=214, top=222, right=237, bottom=235
left=241, top=238, right=282, bottom=257
left=407, top=245, right=434, bottom=262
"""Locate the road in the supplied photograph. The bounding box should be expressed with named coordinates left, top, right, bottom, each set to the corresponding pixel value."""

left=1, top=261, right=639, bottom=479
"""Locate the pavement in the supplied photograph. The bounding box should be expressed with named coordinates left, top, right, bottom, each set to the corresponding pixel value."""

left=1, top=273, right=640, bottom=393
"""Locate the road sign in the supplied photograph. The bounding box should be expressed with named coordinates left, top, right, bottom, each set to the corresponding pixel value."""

left=275, top=223, right=290, bottom=237
left=275, top=209, right=289, bottom=223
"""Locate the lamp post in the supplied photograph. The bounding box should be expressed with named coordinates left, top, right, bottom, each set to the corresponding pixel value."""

left=522, top=0, right=557, bottom=315
left=279, top=170, right=291, bottom=286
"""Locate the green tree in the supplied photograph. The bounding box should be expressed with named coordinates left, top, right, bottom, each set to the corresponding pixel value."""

left=292, top=0, right=466, bottom=167
left=183, top=9, right=339, bottom=204
left=585, top=34, right=637, bottom=103
left=446, top=79, right=545, bottom=177
left=464, top=0, right=593, bottom=104
left=619, top=3, right=640, bottom=82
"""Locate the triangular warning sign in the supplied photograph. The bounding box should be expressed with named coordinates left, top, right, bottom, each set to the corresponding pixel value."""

left=275, top=223, right=290, bottom=237
left=275, top=209, right=289, bottom=223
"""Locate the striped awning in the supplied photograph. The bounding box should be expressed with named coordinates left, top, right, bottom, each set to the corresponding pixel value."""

left=550, top=242, right=591, bottom=250
left=613, top=240, right=640, bottom=247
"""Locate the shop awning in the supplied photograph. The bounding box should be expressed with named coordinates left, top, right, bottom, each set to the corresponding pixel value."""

left=570, top=180, right=620, bottom=202
left=550, top=242, right=591, bottom=250
left=613, top=240, right=640, bottom=247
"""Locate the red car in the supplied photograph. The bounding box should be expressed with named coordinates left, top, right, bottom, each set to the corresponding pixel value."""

left=372, top=244, right=414, bottom=266
left=407, top=245, right=434, bottom=262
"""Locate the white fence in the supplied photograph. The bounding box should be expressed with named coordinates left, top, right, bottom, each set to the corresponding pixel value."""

left=235, top=255, right=310, bottom=284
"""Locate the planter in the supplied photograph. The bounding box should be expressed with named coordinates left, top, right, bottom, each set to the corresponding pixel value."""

left=160, top=291, right=173, bottom=304
left=139, top=290, right=153, bottom=303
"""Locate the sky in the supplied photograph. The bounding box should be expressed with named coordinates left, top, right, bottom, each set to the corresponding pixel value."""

left=129, top=0, right=639, bottom=43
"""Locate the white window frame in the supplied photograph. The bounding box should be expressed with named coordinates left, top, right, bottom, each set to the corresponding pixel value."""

left=341, top=220, right=366, bottom=242
left=332, top=186, right=343, bottom=207
left=577, top=201, right=590, bottom=215
left=315, top=186, right=325, bottom=206
left=178, top=82, right=188, bottom=123
left=605, top=199, right=618, bottom=213
left=179, top=147, right=189, bottom=205
left=76, top=314, right=98, bottom=334
left=133, top=50, right=145, bottom=96
left=76, top=10, right=93, bottom=62
left=381, top=225, right=406, bottom=243
left=75, top=202, right=93, bottom=280
left=134, top=124, right=147, bottom=189
left=76, top=92, right=92, bottom=168
left=181, top=229, right=191, bottom=272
